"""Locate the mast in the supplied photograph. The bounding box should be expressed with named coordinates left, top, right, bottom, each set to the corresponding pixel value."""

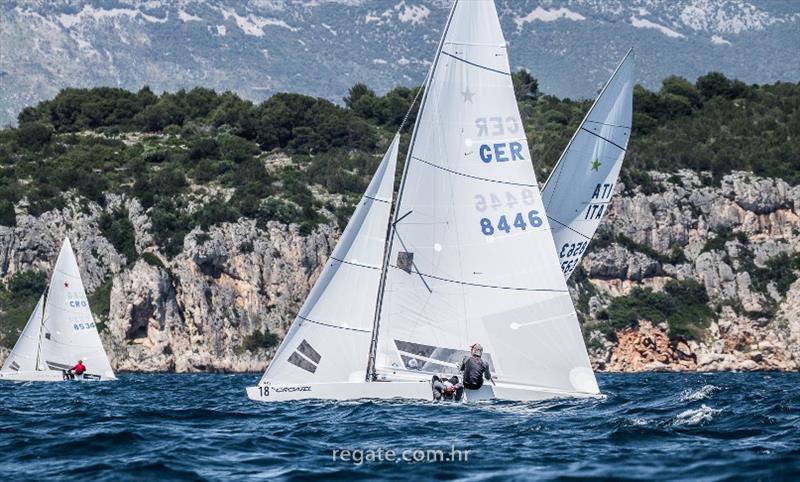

left=34, top=290, right=47, bottom=371
left=365, top=0, right=461, bottom=381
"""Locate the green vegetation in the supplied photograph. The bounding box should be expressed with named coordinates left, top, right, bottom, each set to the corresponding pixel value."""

left=0, top=270, right=47, bottom=348
left=98, top=209, right=137, bottom=263
left=701, top=227, right=749, bottom=254
left=593, top=279, right=714, bottom=341
left=737, top=251, right=800, bottom=318
left=141, top=252, right=166, bottom=269
left=592, top=230, right=687, bottom=265
left=237, top=329, right=279, bottom=354
left=87, top=279, right=113, bottom=332
left=0, top=72, right=797, bottom=261
left=0, top=200, right=15, bottom=227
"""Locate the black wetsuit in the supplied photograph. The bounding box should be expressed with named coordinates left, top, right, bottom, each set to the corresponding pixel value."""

left=460, top=355, right=491, bottom=389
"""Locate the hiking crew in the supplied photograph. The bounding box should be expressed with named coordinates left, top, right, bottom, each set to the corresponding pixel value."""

left=460, top=343, right=495, bottom=390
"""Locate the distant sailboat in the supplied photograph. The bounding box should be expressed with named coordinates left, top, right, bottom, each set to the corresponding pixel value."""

left=541, top=50, right=634, bottom=279
left=247, top=0, right=598, bottom=402
left=0, top=238, right=116, bottom=382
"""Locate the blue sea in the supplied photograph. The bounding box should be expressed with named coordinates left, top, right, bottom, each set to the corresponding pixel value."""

left=1, top=373, right=798, bottom=481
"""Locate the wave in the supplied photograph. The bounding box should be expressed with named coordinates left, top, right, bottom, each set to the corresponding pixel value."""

left=674, top=404, right=722, bottom=426
left=680, top=384, right=719, bottom=402
left=2, top=372, right=799, bottom=480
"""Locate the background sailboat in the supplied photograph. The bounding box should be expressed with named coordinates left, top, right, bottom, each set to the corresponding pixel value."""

left=248, top=0, right=598, bottom=402
left=541, top=50, right=635, bottom=279
left=0, top=238, right=116, bottom=382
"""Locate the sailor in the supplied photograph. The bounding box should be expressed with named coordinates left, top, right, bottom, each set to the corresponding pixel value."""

left=67, top=359, right=86, bottom=380
left=460, top=343, right=495, bottom=390
left=431, top=375, right=464, bottom=401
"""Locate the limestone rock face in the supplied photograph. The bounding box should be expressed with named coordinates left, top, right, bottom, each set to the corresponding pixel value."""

left=1, top=170, right=798, bottom=373
left=584, top=245, right=661, bottom=281
left=0, top=195, right=336, bottom=373
left=586, top=170, right=800, bottom=372
left=605, top=322, right=698, bottom=372
left=102, top=219, right=336, bottom=373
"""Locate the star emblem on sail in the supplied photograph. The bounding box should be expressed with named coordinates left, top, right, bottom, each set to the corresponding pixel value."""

left=461, top=87, right=475, bottom=103
left=540, top=48, right=634, bottom=281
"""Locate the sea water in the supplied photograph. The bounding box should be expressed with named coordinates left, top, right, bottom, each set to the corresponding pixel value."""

left=0, top=372, right=798, bottom=481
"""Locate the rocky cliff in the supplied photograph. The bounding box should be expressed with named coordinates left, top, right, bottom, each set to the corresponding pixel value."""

left=0, top=170, right=798, bottom=372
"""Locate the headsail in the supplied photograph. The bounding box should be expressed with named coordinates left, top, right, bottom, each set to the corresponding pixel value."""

left=372, top=0, right=598, bottom=394
left=260, top=135, right=400, bottom=384
left=1, top=295, right=44, bottom=373
left=541, top=50, right=634, bottom=279
left=38, top=238, right=115, bottom=378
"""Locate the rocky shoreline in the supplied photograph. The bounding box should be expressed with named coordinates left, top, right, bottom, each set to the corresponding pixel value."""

left=1, top=170, right=798, bottom=373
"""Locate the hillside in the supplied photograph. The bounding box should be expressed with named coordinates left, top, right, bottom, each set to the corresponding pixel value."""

left=0, top=73, right=799, bottom=372
left=2, top=0, right=799, bottom=126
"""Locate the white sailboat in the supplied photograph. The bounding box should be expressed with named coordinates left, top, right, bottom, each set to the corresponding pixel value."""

left=247, top=0, right=599, bottom=402
left=541, top=50, right=634, bottom=279
left=0, top=238, right=116, bottom=382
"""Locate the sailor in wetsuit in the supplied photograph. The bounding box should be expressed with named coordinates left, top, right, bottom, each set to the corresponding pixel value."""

left=460, top=343, right=495, bottom=390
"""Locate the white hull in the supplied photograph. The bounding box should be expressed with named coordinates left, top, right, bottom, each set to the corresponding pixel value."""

left=246, top=380, right=595, bottom=402
left=0, top=370, right=115, bottom=382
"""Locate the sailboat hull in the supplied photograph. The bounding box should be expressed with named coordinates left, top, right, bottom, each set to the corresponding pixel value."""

left=0, top=370, right=116, bottom=382
left=246, top=381, right=432, bottom=402
left=246, top=381, right=596, bottom=402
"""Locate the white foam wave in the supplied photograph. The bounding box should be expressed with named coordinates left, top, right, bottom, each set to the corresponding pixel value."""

left=674, top=404, right=720, bottom=426
left=680, top=384, right=719, bottom=402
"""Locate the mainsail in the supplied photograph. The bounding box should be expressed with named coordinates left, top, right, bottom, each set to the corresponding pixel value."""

left=1, top=295, right=44, bottom=373
left=541, top=50, right=634, bottom=279
left=0, top=238, right=116, bottom=380
left=37, top=238, right=115, bottom=378
left=370, top=0, right=598, bottom=394
left=260, top=135, right=400, bottom=384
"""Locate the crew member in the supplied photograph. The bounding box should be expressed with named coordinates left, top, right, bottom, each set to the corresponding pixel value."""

left=460, top=343, right=495, bottom=390
left=66, top=359, right=86, bottom=380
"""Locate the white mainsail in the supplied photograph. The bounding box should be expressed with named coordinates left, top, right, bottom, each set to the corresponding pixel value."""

left=371, top=0, right=598, bottom=395
left=0, top=238, right=115, bottom=381
left=259, top=135, right=400, bottom=384
left=38, top=238, right=115, bottom=378
left=541, top=50, right=634, bottom=279
left=1, top=295, right=44, bottom=373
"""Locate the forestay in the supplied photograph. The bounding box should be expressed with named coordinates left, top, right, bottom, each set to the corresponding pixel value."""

left=1, top=295, right=44, bottom=373
left=37, top=238, right=115, bottom=378
left=372, top=0, right=598, bottom=395
left=260, top=135, right=400, bottom=384
left=541, top=50, right=634, bottom=279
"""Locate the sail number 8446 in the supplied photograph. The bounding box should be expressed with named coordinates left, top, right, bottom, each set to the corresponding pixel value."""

left=480, top=210, right=543, bottom=236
